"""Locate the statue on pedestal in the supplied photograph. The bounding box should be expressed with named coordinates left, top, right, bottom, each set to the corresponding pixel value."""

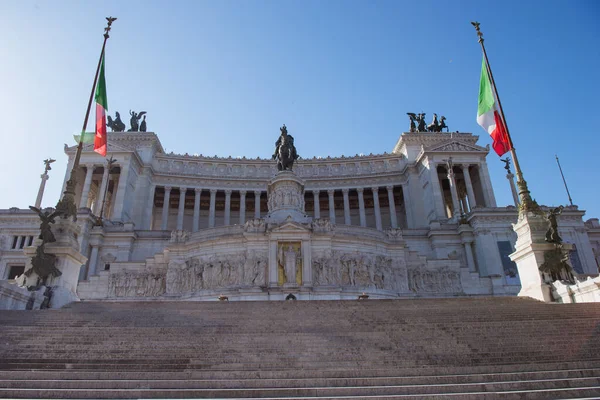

left=29, top=206, right=61, bottom=243
left=272, top=124, right=299, bottom=171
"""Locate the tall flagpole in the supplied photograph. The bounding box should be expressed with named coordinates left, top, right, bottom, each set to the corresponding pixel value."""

left=56, top=17, right=117, bottom=220
left=471, top=22, right=538, bottom=214
left=555, top=154, right=573, bottom=206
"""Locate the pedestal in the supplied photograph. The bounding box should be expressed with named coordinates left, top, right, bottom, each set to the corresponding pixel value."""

left=265, top=171, right=311, bottom=224
left=509, top=212, right=558, bottom=302
left=20, top=218, right=87, bottom=309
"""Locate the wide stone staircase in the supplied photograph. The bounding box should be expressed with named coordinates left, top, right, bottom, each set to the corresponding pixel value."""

left=1, top=297, right=600, bottom=399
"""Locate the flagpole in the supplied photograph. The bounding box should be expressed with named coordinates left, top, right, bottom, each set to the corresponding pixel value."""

left=471, top=22, right=538, bottom=214
left=56, top=17, right=117, bottom=220
left=555, top=154, right=573, bottom=206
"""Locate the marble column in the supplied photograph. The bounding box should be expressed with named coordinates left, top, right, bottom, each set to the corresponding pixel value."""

left=161, top=186, right=172, bottom=230
left=327, top=189, right=336, bottom=224
left=239, top=190, right=246, bottom=225
left=461, top=164, right=477, bottom=210
left=193, top=188, right=201, bottom=232
left=224, top=190, right=232, bottom=226
left=386, top=185, right=398, bottom=229
left=372, top=187, right=382, bottom=231
left=463, top=240, right=477, bottom=273
left=478, top=162, right=497, bottom=207
left=401, top=183, right=414, bottom=229
left=79, top=165, right=95, bottom=209
left=507, top=172, right=519, bottom=207
left=342, top=189, right=351, bottom=225
left=112, top=163, right=130, bottom=220
left=430, top=162, right=446, bottom=218
left=313, top=190, right=320, bottom=219
left=209, top=189, right=217, bottom=228
left=87, top=246, right=100, bottom=277
left=145, top=184, right=156, bottom=230
left=254, top=190, right=261, bottom=218
left=35, top=173, right=49, bottom=208
left=357, top=188, right=366, bottom=227
left=177, top=187, right=187, bottom=230
left=447, top=170, right=461, bottom=218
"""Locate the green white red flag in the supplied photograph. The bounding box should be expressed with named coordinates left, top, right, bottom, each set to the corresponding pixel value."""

left=477, top=56, right=511, bottom=156
left=94, top=54, right=108, bottom=156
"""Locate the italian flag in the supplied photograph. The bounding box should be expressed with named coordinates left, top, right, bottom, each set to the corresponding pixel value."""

left=477, top=57, right=511, bottom=156
left=94, top=54, right=108, bottom=156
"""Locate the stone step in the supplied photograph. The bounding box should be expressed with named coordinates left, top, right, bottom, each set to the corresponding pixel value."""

left=2, top=369, right=600, bottom=389
left=1, top=378, right=600, bottom=399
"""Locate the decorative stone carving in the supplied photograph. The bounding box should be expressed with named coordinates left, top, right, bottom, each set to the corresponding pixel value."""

left=311, top=218, right=333, bottom=233
left=165, top=252, right=266, bottom=294
left=312, top=251, right=406, bottom=292
left=170, top=230, right=189, bottom=243
left=407, top=266, right=462, bottom=293
left=108, top=271, right=166, bottom=297
left=244, top=218, right=266, bottom=233
left=386, top=228, right=403, bottom=240
left=265, top=170, right=310, bottom=224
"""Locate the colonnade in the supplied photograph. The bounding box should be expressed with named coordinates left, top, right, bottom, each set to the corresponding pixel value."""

left=151, top=184, right=410, bottom=232
left=74, top=164, right=121, bottom=217
left=431, top=163, right=494, bottom=219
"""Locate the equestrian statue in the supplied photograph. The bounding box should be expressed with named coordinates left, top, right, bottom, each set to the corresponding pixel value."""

left=272, top=124, right=299, bottom=171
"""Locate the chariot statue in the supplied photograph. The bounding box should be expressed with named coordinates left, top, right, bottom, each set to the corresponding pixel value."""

left=272, top=124, right=299, bottom=171
left=128, top=110, right=147, bottom=132
left=107, top=111, right=126, bottom=132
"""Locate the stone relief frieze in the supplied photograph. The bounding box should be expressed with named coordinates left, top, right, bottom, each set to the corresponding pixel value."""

left=166, top=251, right=267, bottom=294
left=108, top=271, right=166, bottom=297
left=407, top=266, right=462, bottom=293
left=170, top=230, right=190, bottom=243
left=311, top=219, right=333, bottom=233
left=312, top=251, right=407, bottom=292
left=153, top=153, right=404, bottom=180
left=244, top=218, right=266, bottom=233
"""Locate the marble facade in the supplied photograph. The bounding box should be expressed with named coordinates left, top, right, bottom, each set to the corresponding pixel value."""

left=1, top=131, right=599, bottom=303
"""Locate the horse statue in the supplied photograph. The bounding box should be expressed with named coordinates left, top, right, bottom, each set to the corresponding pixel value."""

left=416, top=113, right=427, bottom=132
left=107, top=111, right=126, bottom=132
left=427, top=113, right=440, bottom=132
left=407, top=113, right=417, bottom=132
left=272, top=124, right=298, bottom=171
left=439, top=116, right=448, bottom=132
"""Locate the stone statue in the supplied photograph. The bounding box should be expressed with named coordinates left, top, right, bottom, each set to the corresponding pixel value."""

left=128, top=110, right=147, bottom=132
left=140, top=115, right=147, bottom=132
left=272, top=124, right=299, bottom=171
left=107, top=111, right=126, bottom=132
left=43, top=158, right=56, bottom=172
left=29, top=206, right=61, bottom=244
left=545, top=206, right=564, bottom=244
left=500, top=157, right=511, bottom=172
left=427, top=113, right=440, bottom=132
left=279, top=243, right=299, bottom=284
left=25, top=243, right=61, bottom=287
left=439, top=116, right=448, bottom=132
left=407, top=113, right=417, bottom=132
left=416, top=113, right=427, bottom=132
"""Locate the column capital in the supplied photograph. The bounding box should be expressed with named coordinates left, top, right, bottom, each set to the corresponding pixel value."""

left=341, top=188, right=349, bottom=194
left=461, top=163, right=471, bottom=169
left=239, top=190, right=247, bottom=196
left=254, top=190, right=261, bottom=195
left=357, top=187, right=364, bottom=194
left=210, top=188, right=218, bottom=194
left=179, top=187, right=187, bottom=193
left=386, top=185, right=394, bottom=191
left=194, top=187, right=202, bottom=193
left=371, top=187, right=379, bottom=193
left=85, top=163, right=96, bottom=170
left=225, top=189, right=232, bottom=195
left=312, top=190, right=320, bottom=195
left=164, top=186, right=172, bottom=192
left=327, top=189, right=335, bottom=196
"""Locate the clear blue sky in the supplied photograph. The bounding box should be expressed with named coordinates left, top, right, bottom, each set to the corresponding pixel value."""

left=1, top=0, right=599, bottom=220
